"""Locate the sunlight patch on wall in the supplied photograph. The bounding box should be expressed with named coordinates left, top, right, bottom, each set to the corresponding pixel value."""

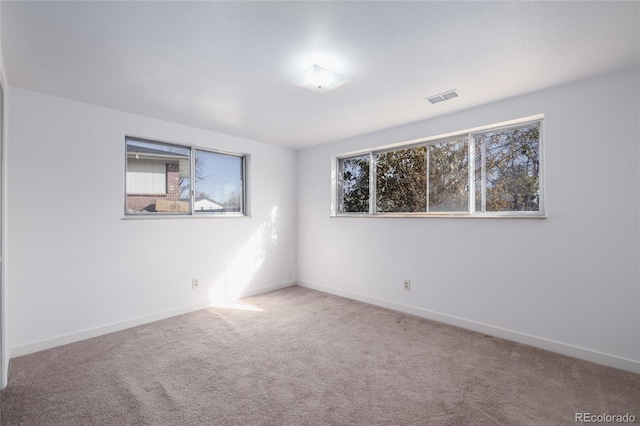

left=209, top=206, right=279, bottom=303
left=269, top=206, right=278, bottom=245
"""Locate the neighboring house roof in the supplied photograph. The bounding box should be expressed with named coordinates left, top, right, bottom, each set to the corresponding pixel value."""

left=127, top=144, right=189, bottom=161
left=127, top=143, right=190, bottom=178
left=195, top=197, right=224, bottom=210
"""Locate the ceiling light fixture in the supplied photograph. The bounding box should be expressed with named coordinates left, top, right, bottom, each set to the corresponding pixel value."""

left=291, top=64, right=350, bottom=93
left=425, top=89, right=459, bottom=104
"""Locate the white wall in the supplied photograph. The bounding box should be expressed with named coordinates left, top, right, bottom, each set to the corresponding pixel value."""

left=297, top=67, right=640, bottom=373
left=0, top=0, right=8, bottom=388
left=6, top=88, right=297, bottom=356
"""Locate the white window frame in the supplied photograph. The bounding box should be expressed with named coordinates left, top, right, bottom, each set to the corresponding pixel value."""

left=125, top=137, right=248, bottom=217
left=331, top=115, right=545, bottom=218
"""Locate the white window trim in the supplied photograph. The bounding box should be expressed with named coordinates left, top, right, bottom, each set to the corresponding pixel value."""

left=331, top=115, right=546, bottom=218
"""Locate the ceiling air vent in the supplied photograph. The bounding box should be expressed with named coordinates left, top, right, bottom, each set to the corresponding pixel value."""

left=425, top=89, right=459, bottom=104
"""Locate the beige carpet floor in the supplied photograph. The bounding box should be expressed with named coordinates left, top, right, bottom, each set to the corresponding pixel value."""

left=1, top=285, right=638, bottom=425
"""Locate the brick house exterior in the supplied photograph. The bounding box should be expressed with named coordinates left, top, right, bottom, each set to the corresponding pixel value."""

left=126, top=142, right=189, bottom=213
left=126, top=162, right=181, bottom=212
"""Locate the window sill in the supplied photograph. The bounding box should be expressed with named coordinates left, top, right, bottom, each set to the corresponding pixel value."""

left=331, top=213, right=546, bottom=219
left=122, top=214, right=250, bottom=220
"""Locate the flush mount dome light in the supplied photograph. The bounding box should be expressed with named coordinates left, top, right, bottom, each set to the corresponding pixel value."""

left=291, top=64, right=350, bottom=93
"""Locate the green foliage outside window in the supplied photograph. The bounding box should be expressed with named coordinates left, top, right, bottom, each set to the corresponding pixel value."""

left=479, top=126, right=540, bottom=212
left=341, top=155, right=370, bottom=213
left=376, top=147, right=427, bottom=213
left=338, top=120, right=542, bottom=216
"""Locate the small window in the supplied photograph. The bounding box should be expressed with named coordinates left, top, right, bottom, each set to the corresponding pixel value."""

left=125, top=137, right=246, bottom=216
left=334, top=118, right=543, bottom=217
left=339, top=154, right=370, bottom=214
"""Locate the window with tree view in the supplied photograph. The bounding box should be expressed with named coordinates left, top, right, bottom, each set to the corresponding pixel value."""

left=336, top=119, right=542, bottom=217
left=126, top=137, right=246, bottom=216
left=340, top=154, right=370, bottom=213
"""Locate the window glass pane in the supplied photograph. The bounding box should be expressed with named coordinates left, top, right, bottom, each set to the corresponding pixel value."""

left=428, top=138, right=468, bottom=212
left=376, top=146, right=427, bottom=213
left=340, top=155, right=370, bottom=213
left=126, top=139, right=190, bottom=214
left=127, top=160, right=167, bottom=194
left=480, top=124, right=540, bottom=212
left=334, top=118, right=542, bottom=217
left=194, top=150, right=243, bottom=214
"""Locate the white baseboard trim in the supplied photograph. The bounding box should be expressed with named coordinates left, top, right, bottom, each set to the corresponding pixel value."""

left=10, top=301, right=211, bottom=358
left=10, top=281, right=296, bottom=359
left=297, top=281, right=640, bottom=375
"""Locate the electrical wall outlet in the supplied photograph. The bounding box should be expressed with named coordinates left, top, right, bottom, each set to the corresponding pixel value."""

left=192, top=278, right=199, bottom=289
left=403, top=280, right=411, bottom=291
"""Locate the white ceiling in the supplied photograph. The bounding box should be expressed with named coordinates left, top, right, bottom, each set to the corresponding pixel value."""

left=2, top=1, right=639, bottom=149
